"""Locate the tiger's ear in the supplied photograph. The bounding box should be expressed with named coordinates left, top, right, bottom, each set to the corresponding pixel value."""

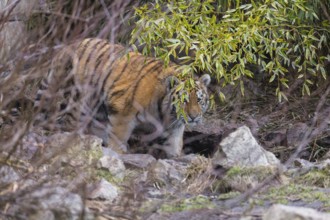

left=199, top=74, right=211, bottom=87
left=165, top=76, right=180, bottom=91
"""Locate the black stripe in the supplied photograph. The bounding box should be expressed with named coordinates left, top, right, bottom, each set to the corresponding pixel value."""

left=107, top=104, right=118, bottom=114
left=78, top=38, right=94, bottom=60
left=98, top=46, right=137, bottom=91
left=84, top=40, right=108, bottom=70
left=157, top=97, right=164, bottom=122
left=91, top=53, right=118, bottom=90
left=109, top=89, right=126, bottom=100
left=95, top=47, right=111, bottom=71
left=95, top=45, right=126, bottom=72
left=128, top=59, right=163, bottom=105
left=99, top=52, right=142, bottom=98
left=126, top=59, right=160, bottom=108
left=100, top=60, right=121, bottom=92
left=96, top=101, right=118, bottom=118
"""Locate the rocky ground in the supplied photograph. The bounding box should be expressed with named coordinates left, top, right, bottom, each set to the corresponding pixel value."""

left=1, top=122, right=330, bottom=220
left=1, top=77, right=329, bottom=220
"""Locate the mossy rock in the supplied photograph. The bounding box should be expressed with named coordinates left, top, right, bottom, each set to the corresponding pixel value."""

left=211, top=166, right=284, bottom=193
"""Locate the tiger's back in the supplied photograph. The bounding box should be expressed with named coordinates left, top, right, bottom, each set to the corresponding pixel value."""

left=45, top=38, right=211, bottom=157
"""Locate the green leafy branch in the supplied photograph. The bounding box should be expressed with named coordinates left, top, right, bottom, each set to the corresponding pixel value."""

left=131, top=0, right=330, bottom=101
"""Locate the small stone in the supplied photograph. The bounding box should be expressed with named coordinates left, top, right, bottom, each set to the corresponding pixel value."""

left=88, top=179, right=119, bottom=201
left=97, top=155, right=126, bottom=179
left=293, top=158, right=314, bottom=168
left=0, top=165, right=20, bottom=185
left=29, top=210, right=55, bottom=220
left=147, top=159, right=185, bottom=187
left=120, top=154, right=156, bottom=169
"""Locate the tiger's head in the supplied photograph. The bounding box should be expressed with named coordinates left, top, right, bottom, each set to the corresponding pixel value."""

left=164, top=74, right=211, bottom=127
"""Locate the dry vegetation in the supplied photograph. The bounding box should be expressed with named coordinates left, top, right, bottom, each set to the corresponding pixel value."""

left=0, top=0, right=329, bottom=219
left=0, top=1, right=143, bottom=219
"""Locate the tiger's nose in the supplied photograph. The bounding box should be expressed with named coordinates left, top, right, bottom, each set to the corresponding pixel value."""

left=188, top=113, right=200, bottom=122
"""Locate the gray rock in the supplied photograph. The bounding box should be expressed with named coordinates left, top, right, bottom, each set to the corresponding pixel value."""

left=147, top=156, right=206, bottom=188
left=175, top=154, right=204, bottom=163
left=18, top=132, right=45, bottom=161
left=102, top=147, right=120, bottom=158
left=88, top=178, right=119, bottom=201
left=293, top=158, right=315, bottom=168
left=0, top=0, right=37, bottom=61
left=294, top=158, right=330, bottom=171
left=29, top=210, right=55, bottom=220
left=147, top=155, right=209, bottom=190
left=148, top=159, right=174, bottom=186
left=263, top=204, right=330, bottom=220
left=213, top=126, right=280, bottom=168
left=316, top=159, right=330, bottom=169
left=34, top=187, right=85, bottom=216
left=322, top=150, right=330, bottom=160
left=0, top=165, right=20, bottom=185
left=286, top=122, right=308, bottom=147
left=120, top=154, right=156, bottom=169
left=97, top=155, right=126, bottom=179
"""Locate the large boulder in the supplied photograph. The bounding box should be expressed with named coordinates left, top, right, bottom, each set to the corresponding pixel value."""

left=213, top=126, right=280, bottom=168
left=10, top=186, right=92, bottom=220
left=0, top=0, right=39, bottom=61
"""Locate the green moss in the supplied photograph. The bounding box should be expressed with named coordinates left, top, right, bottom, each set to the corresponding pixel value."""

left=296, top=169, right=330, bottom=188
left=226, top=166, right=244, bottom=177
left=95, top=170, right=117, bottom=183
left=211, top=166, right=279, bottom=193
left=262, top=183, right=330, bottom=207
left=87, top=148, right=103, bottom=161
left=226, top=166, right=276, bottom=179
left=253, top=198, right=265, bottom=206
left=69, top=143, right=103, bottom=164
left=160, top=195, right=215, bottom=212
left=217, top=191, right=241, bottom=200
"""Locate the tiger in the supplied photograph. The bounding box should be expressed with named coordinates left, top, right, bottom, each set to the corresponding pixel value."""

left=38, top=38, right=211, bottom=158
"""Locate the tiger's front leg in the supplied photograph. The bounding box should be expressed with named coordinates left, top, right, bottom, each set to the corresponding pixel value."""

left=152, top=124, right=185, bottom=158
left=106, top=115, right=137, bottom=154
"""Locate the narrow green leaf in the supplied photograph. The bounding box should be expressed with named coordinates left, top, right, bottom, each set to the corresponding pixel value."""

left=219, top=92, right=226, bottom=102
left=303, top=83, right=311, bottom=96
left=297, top=74, right=304, bottom=79
left=240, top=80, right=245, bottom=96
left=320, top=67, right=327, bottom=79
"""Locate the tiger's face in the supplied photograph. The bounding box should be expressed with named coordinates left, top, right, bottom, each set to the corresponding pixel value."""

left=166, top=74, right=211, bottom=126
